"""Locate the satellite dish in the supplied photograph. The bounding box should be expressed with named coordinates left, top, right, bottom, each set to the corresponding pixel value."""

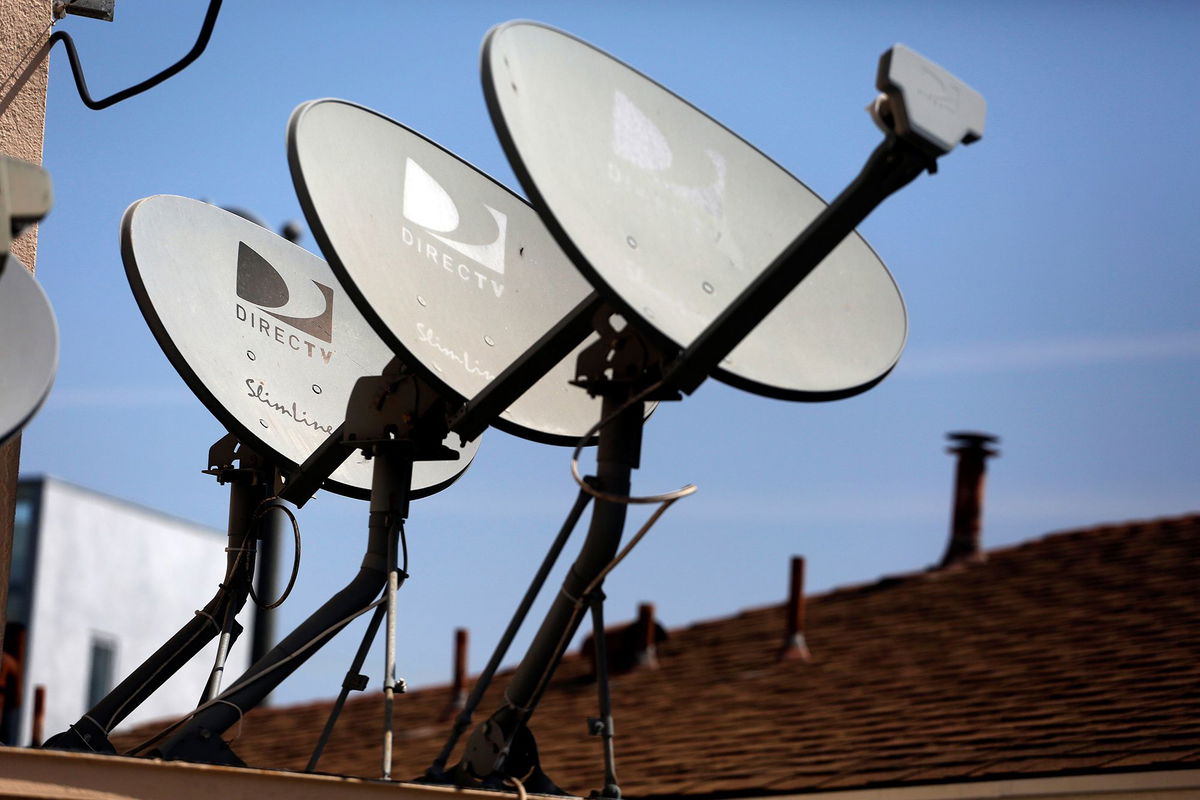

left=0, top=255, right=57, bottom=444
left=288, top=99, right=619, bottom=445
left=481, top=21, right=907, bottom=401
left=122, top=195, right=478, bottom=498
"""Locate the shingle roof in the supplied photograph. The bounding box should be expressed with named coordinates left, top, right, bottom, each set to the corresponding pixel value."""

left=118, top=513, right=1200, bottom=796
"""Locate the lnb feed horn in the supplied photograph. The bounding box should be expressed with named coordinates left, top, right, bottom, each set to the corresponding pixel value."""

left=0, top=156, right=53, bottom=256
left=870, top=43, right=987, bottom=158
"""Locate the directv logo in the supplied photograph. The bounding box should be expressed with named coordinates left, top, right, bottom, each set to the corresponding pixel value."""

left=400, top=157, right=506, bottom=299
left=607, top=89, right=742, bottom=269
left=234, top=242, right=335, bottom=364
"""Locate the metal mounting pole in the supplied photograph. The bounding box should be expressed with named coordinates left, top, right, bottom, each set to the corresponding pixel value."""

left=375, top=441, right=413, bottom=781
left=199, top=609, right=238, bottom=705
left=154, top=476, right=399, bottom=766
left=156, top=364, right=434, bottom=767
left=306, top=602, right=387, bottom=773
left=426, top=485, right=594, bottom=780
left=588, top=591, right=621, bottom=799
left=42, top=435, right=269, bottom=754
left=250, top=510, right=281, bottom=666
left=457, top=388, right=644, bottom=790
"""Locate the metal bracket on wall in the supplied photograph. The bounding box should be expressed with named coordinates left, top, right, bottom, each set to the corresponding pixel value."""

left=57, top=1, right=116, bottom=23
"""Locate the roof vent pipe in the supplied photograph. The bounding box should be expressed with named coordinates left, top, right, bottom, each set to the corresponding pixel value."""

left=30, top=685, right=45, bottom=747
left=634, top=602, right=659, bottom=669
left=449, top=628, right=468, bottom=715
left=941, top=431, right=999, bottom=568
left=780, top=556, right=811, bottom=662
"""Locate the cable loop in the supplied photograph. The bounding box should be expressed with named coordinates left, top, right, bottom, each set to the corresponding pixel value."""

left=502, top=690, right=534, bottom=715
left=505, top=775, right=528, bottom=800
left=66, top=721, right=100, bottom=752
left=193, top=609, right=220, bottom=633
left=505, top=400, right=693, bottom=742
left=246, top=498, right=301, bottom=610
left=570, top=380, right=697, bottom=505
left=509, top=379, right=697, bottom=730
left=212, top=699, right=245, bottom=743
left=583, top=498, right=681, bottom=601
left=0, top=0, right=223, bottom=120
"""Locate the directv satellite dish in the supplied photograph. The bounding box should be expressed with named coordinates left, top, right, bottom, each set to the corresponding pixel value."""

left=436, top=23, right=984, bottom=792
left=0, top=255, right=57, bottom=444
left=122, top=195, right=478, bottom=498
left=482, top=22, right=907, bottom=401
left=288, top=99, right=616, bottom=445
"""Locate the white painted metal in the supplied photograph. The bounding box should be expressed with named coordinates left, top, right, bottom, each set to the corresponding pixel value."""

left=482, top=22, right=908, bottom=400
left=0, top=255, right=57, bottom=444
left=288, top=99, right=604, bottom=445
left=122, top=195, right=478, bottom=498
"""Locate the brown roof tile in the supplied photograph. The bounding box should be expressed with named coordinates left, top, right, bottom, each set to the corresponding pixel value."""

left=115, top=513, right=1200, bottom=797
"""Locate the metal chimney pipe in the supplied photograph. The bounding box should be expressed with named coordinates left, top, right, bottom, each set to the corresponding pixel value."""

left=634, top=602, right=658, bottom=669
left=780, top=556, right=811, bottom=662
left=941, top=431, right=1000, bottom=567
left=451, top=628, right=468, bottom=711
left=30, top=685, right=44, bottom=747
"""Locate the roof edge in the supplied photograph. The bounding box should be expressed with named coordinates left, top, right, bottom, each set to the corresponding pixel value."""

left=636, top=765, right=1200, bottom=800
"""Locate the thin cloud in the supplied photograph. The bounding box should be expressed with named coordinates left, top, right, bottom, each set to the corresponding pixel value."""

left=898, top=331, right=1200, bottom=377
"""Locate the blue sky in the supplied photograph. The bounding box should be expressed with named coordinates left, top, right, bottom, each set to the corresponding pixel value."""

left=17, top=2, right=1200, bottom=706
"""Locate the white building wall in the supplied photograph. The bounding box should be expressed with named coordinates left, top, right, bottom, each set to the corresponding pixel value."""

left=21, top=477, right=252, bottom=743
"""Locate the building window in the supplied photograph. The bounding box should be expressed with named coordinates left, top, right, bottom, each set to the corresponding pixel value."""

left=7, top=484, right=41, bottom=626
left=86, top=636, right=117, bottom=709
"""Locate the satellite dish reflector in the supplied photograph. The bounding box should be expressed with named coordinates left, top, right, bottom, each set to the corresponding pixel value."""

left=482, top=22, right=907, bottom=400
left=0, top=255, right=57, bottom=444
left=288, top=99, right=611, bottom=445
left=122, top=195, right=478, bottom=498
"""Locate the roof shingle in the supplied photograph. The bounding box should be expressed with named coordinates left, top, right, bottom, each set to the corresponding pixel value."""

left=116, top=513, right=1200, bottom=797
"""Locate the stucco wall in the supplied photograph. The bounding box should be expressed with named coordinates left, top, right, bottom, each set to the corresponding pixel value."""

left=0, top=0, right=52, bottom=661
left=0, top=0, right=50, bottom=266
left=21, top=478, right=251, bottom=744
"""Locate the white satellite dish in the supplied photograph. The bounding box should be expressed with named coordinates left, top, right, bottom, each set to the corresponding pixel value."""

left=122, top=195, right=479, bottom=498
left=288, top=99, right=622, bottom=445
left=0, top=255, right=58, bottom=444
left=481, top=21, right=909, bottom=400
left=438, top=22, right=986, bottom=792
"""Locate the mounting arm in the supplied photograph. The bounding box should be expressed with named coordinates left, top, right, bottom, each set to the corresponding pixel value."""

left=665, top=43, right=985, bottom=395
left=154, top=362, right=452, bottom=766
left=42, top=434, right=274, bottom=754
left=452, top=317, right=666, bottom=792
